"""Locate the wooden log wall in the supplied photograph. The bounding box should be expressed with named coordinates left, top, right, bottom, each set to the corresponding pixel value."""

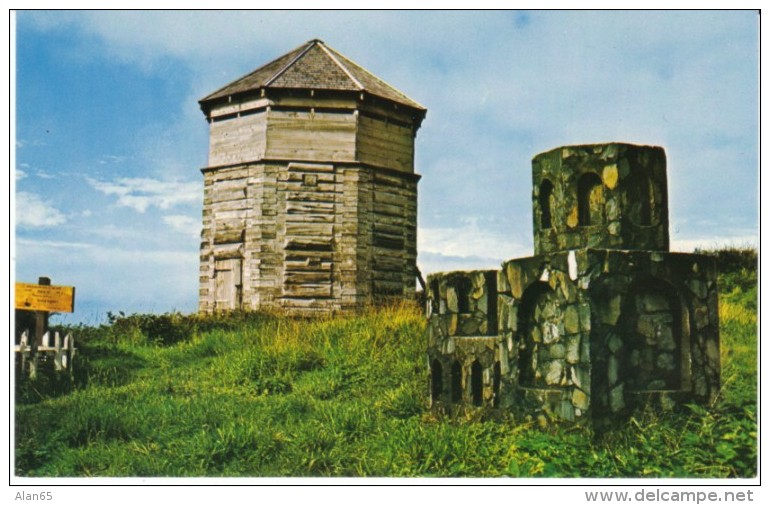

left=199, top=101, right=420, bottom=315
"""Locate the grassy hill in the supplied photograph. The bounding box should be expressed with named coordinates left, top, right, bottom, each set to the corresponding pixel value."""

left=15, top=248, right=757, bottom=477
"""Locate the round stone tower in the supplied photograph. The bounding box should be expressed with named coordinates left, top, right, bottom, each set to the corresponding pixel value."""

left=198, top=39, right=427, bottom=315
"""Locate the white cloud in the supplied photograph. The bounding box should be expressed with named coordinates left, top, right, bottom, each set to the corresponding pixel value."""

left=15, top=192, right=67, bottom=228
left=15, top=169, right=26, bottom=180
left=15, top=238, right=199, bottom=322
left=163, top=214, right=200, bottom=238
left=87, top=177, right=200, bottom=213
left=98, top=155, right=127, bottom=165
left=15, top=238, right=95, bottom=250
left=418, top=221, right=530, bottom=276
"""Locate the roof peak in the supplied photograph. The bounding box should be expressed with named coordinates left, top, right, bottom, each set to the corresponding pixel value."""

left=200, top=39, right=426, bottom=112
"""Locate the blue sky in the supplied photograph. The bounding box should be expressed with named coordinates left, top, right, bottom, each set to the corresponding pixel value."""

left=13, top=10, right=759, bottom=324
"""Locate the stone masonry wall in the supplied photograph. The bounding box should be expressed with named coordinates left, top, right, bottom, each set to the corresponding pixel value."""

left=426, top=271, right=502, bottom=409
left=532, top=143, right=669, bottom=255
left=426, top=143, right=719, bottom=428
left=498, top=252, right=592, bottom=421
left=497, top=249, right=719, bottom=425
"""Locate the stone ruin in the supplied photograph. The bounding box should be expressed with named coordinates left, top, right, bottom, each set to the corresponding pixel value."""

left=426, top=143, right=720, bottom=428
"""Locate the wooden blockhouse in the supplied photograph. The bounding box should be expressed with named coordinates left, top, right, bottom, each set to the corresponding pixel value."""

left=198, top=40, right=426, bottom=315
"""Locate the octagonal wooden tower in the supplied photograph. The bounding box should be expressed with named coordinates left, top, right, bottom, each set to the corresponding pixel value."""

left=198, top=40, right=426, bottom=315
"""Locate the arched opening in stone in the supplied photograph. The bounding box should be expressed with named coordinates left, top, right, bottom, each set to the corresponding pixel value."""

left=577, top=172, right=604, bottom=226
left=493, top=361, right=502, bottom=407
left=452, top=277, right=472, bottom=314
left=518, top=281, right=559, bottom=388
left=430, top=359, right=443, bottom=403
left=620, top=279, right=688, bottom=391
left=451, top=360, right=463, bottom=403
left=471, top=360, right=483, bottom=406
left=539, top=179, right=555, bottom=229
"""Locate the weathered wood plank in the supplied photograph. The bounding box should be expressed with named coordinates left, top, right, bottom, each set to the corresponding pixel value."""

left=284, top=260, right=332, bottom=272
left=373, top=191, right=408, bottom=207
left=209, top=114, right=267, bottom=167
left=214, top=228, right=244, bottom=245
left=287, top=162, right=335, bottom=173
left=282, top=283, right=332, bottom=297
left=211, top=188, right=248, bottom=203
left=284, top=250, right=334, bottom=262
left=284, top=271, right=332, bottom=284
left=284, top=238, right=333, bottom=251
left=285, top=191, right=336, bottom=202
left=373, top=202, right=404, bottom=217
left=285, top=223, right=334, bottom=237
left=286, top=201, right=335, bottom=214
left=285, top=213, right=335, bottom=224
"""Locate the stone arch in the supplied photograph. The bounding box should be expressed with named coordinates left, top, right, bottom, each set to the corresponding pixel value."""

left=517, top=281, right=558, bottom=388
left=620, top=278, right=690, bottom=391
left=430, top=359, right=443, bottom=403
left=577, top=172, right=604, bottom=226
left=539, top=179, right=555, bottom=229
left=471, top=360, right=483, bottom=406
left=451, top=360, right=463, bottom=403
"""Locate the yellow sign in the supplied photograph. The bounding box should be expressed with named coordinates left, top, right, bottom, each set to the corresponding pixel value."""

left=15, top=283, right=75, bottom=313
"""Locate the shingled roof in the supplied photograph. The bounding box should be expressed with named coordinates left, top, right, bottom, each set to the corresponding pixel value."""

left=200, top=39, right=426, bottom=112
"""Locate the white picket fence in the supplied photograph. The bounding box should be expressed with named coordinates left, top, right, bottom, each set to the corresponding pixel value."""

left=15, top=329, right=75, bottom=378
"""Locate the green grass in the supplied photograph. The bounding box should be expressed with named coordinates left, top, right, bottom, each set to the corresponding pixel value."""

left=15, top=250, right=757, bottom=478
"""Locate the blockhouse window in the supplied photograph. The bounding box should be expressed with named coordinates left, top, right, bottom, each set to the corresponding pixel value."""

left=471, top=360, right=483, bottom=406
left=451, top=360, right=463, bottom=403
left=578, top=173, right=604, bottom=226
left=539, top=179, right=555, bottom=229
left=431, top=360, right=443, bottom=403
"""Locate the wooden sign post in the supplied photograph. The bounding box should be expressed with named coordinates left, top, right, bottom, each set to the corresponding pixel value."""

left=15, top=277, right=76, bottom=379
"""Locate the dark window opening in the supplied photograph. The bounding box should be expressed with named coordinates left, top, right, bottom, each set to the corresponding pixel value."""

left=430, top=279, right=440, bottom=314
left=539, top=179, right=555, bottom=229
left=451, top=361, right=463, bottom=403
left=485, top=271, right=498, bottom=335
left=578, top=173, right=604, bottom=226
left=471, top=360, right=483, bottom=406
left=518, top=282, right=553, bottom=387
left=493, top=361, right=502, bottom=407
left=453, top=277, right=472, bottom=314
left=430, top=359, right=443, bottom=402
